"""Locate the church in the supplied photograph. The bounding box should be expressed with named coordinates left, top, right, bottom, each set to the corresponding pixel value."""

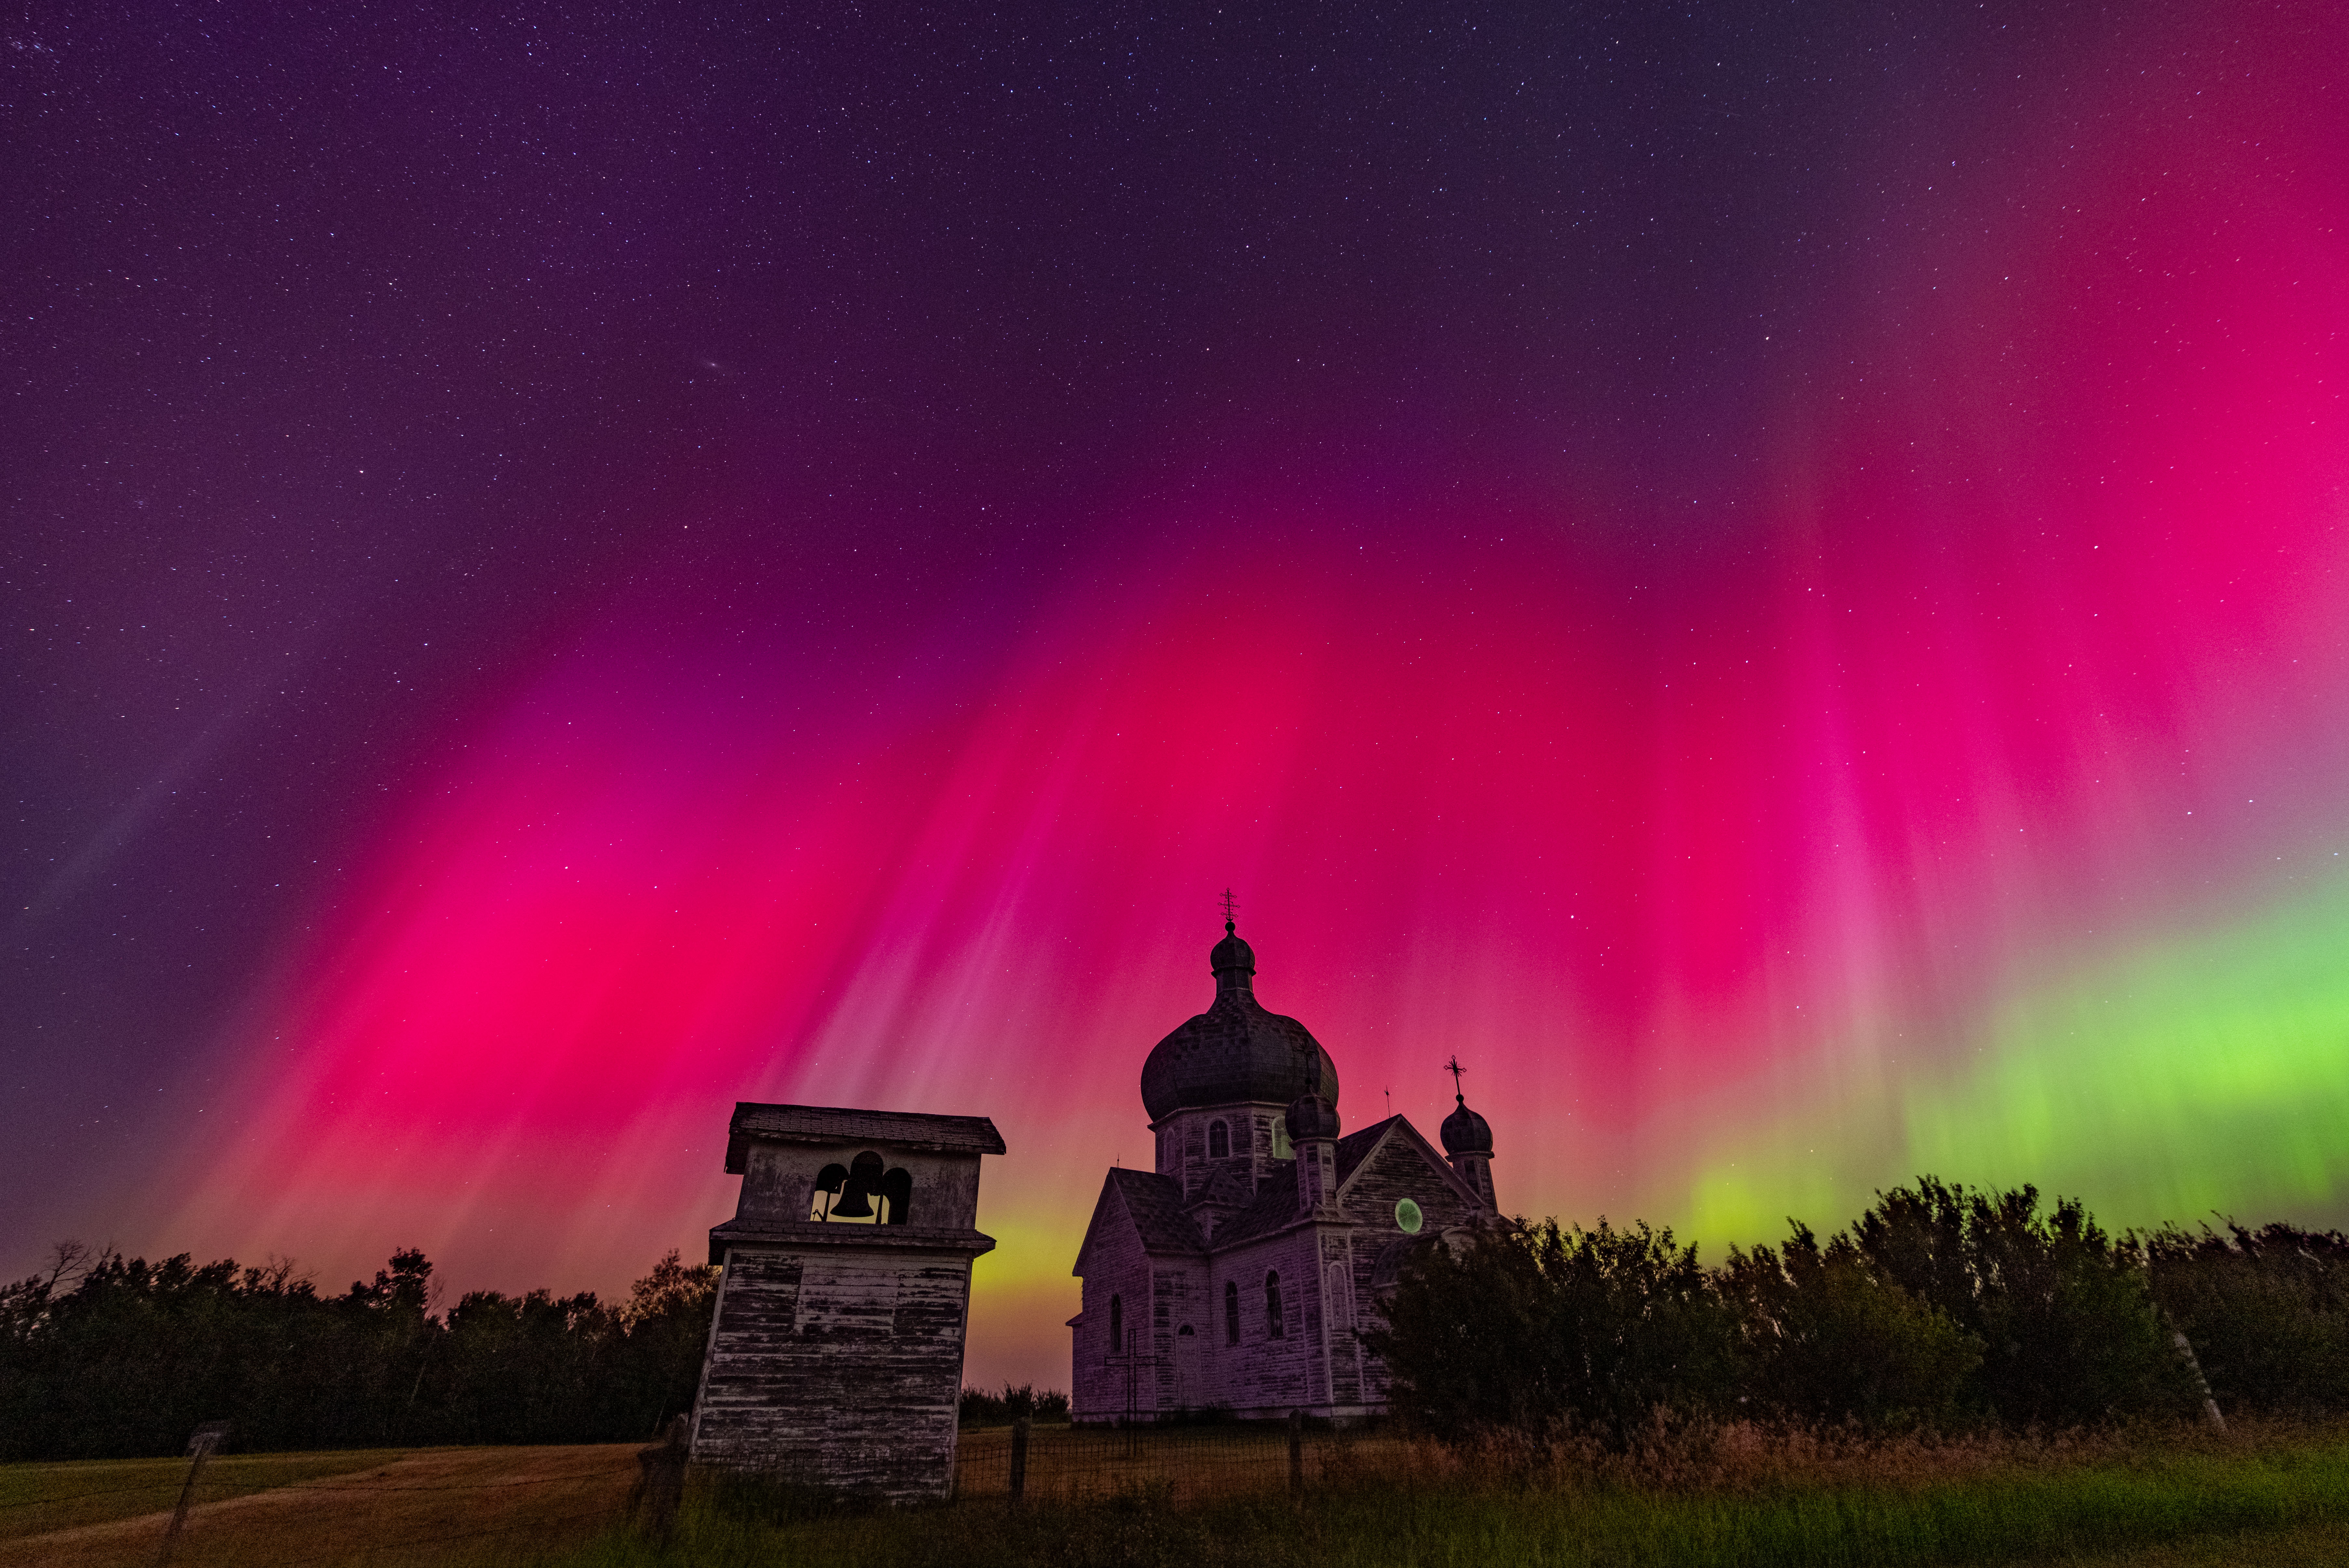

left=1070, top=919, right=1499, bottom=1423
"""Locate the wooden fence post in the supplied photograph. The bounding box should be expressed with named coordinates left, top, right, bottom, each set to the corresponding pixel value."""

left=154, top=1422, right=229, bottom=1568
left=1010, top=1414, right=1031, bottom=1506
left=635, top=1415, right=690, bottom=1543
left=2172, top=1331, right=2227, bottom=1432
left=1287, top=1409, right=1304, bottom=1497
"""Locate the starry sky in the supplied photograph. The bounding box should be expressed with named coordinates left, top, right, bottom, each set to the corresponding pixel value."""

left=7, top=1, right=2345, bottom=1388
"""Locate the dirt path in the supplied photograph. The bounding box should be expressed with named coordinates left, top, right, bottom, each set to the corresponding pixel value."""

left=0, top=1446, right=638, bottom=1568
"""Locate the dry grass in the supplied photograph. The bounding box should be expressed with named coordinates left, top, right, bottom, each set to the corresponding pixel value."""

left=0, top=1446, right=637, bottom=1568
left=2020, top=1521, right=2349, bottom=1566
left=7, top=1421, right=2347, bottom=1568
left=0, top=1451, right=401, bottom=1543
left=588, top=1416, right=2349, bottom=1568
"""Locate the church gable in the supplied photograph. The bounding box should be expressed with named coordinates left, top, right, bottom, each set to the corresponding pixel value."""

left=1075, top=1168, right=1203, bottom=1279
left=1337, top=1116, right=1482, bottom=1228
left=1072, top=1173, right=1139, bottom=1279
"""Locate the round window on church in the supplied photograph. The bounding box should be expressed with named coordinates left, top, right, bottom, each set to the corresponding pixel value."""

left=1395, top=1198, right=1423, bottom=1234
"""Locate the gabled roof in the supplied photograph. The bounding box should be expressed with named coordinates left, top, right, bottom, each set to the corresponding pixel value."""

left=1191, top=1164, right=1258, bottom=1211
left=1336, top=1115, right=1486, bottom=1210
left=1200, top=1173, right=1302, bottom=1249
left=1208, top=1116, right=1482, bottom=1253
left=1335, top=1115, right=1402, bottom=1185
left=1073, top=1168, right=1206, bottom=1276
left=724, top=1102, right=1006, bottom=1172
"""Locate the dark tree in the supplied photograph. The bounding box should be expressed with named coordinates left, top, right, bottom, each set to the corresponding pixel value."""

left=2138, top=1221, right=2349, bottom=1416
left=1368, top=1218, right=1737, bottom=1449
left=0, top=1243, right=724, bottom=1460
left=1854, top=1179, right=2191, bottom=1425
left=1719, top=1222, right=1979, bottom=1428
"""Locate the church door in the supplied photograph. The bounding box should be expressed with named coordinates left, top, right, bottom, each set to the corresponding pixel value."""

left=1173, top=1323, right=1199, bottom=1412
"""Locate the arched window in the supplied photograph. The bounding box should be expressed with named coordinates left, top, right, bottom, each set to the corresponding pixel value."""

left=1207, top=1120, right=1230, bottom=1159
left=1109, top=1293, right=1123, bottom=1354
left=1265, top=1271, right=1284, bottom=1339
left=1224, top=1280, right=1240, bottom=1346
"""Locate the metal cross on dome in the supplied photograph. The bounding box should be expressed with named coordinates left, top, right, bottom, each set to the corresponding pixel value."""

left=1219, top=888, right=1238, bottom=927
left=1445, top=1054, right=1467, bottom=1101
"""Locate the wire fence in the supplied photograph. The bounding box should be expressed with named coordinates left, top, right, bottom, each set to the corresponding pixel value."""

left=953, top=1420, right=1401, bottom=1507
left=8, top=1425, right=1407, bottom=1565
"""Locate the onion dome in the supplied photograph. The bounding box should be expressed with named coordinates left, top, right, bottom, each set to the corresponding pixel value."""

left=1210, top=925, right=1255, bottom=982
left=1140, top=922, right=1340, bottom=1123
left=1440, top=1094, right=1493, bottom=1156
left=1284, top=1092, right=1340, bottom=1144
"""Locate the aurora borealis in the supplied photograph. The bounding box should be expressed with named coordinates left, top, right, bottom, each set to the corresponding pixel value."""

left=7, top=2, right=2346, bottom=1387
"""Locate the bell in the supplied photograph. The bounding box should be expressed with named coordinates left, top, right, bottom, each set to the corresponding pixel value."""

left=810, top=1162, right=849, bottom=1220
left=831, top=1151, right=885, bottom=1217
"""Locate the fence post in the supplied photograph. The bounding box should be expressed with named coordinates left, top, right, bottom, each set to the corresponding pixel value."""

left=635, top=1415, right=689, bottom=1543
left=154, top=1421, right=229, bottom=1568
left=1287, top=1409, right=1304, bottom=1497
left=2171, top=1331, right=2228, bottom=1432
left=1010, top=1414, right=1031, bottom=1506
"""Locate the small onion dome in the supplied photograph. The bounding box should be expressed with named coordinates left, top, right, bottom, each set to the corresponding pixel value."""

left=1440, top=1095, right=1493, bottom=1156
left=1140, top=926, right=1339, bottom=1123
left=1209, top=921, right=1256, bottom=984
left=1284, top=1091, right=1340, bottom=1145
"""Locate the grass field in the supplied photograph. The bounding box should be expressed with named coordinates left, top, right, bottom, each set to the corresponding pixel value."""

left=5, top=1422, right=2347, bottom=1567
left=0, top=1446, right=637, bottom=1568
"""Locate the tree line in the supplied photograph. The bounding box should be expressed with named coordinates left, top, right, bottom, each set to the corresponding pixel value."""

left=1370, top=1177, right=2349, bottom=1448
left=0, top=1243, right=719, bottom=1461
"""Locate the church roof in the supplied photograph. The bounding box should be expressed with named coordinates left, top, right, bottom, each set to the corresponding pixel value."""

left=1198, top=1173, right=1303, bottom=1250
left=1101, top=1167, right=1208, bottom=1256
left=1204, top=1116, right=1408, bottom=1249
left=1190, top=1163, right=1258, bottom=1211
left=1140, top=925, right=1339, bottom=1122
left=1334, top=1116, right=1400, bottom=1184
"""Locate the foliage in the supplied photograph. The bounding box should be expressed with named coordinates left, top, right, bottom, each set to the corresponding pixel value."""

left=1376, top=1179, right=2223, bottom=1444
left=0, top=1243, right=718, bottom=1460
left=958, top=1382, right=1072, bottom=1426
left=538, top=1422, right=2349, bottom=1568
left=1720, top=1222, right=1980, bottom=1428
left=1853, top=1179, right=2192, bottom=1425
left=2136, top=1221, right=2349, bottom=1416
left=1365, top=1217, right=1736, bottom=1447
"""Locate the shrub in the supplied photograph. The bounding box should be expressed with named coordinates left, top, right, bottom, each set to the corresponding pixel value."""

left=1720, top=1222, right=1980, bottom=1428
left=1850, top=1179, right=2193, bottom=1424
left=959, top=1383, right=1071, bottom=1426
left=1368, top=1218, right=1737, bottom=1448
left=2138, top=1221, right=2349, bottom=1415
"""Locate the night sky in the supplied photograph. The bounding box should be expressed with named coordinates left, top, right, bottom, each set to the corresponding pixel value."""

left=7, top=1, right=2345, bottom=1387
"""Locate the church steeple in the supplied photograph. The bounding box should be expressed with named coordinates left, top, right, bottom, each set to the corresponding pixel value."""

left=1439, top=1055, right=1497, bottom=1211
left=1209, top=889, right=1255, bottom=998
